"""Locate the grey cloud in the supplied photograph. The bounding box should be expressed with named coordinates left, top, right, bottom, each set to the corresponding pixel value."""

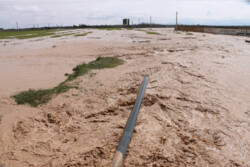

left=13, top=5, right=42, bottom=12
left=0, top=0, right=250, bottom=29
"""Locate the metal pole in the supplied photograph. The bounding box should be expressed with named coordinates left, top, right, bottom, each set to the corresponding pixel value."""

left=111, top=76, right=149, bottom=167
left=176, top=12, right=178, bottom=26
left=150, top=16, right=152, bottom=29
left=16, top=22, right=19, bottom=31
left=175, top=11, right=178, bottom=32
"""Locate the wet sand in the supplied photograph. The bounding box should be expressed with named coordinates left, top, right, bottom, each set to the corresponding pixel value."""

left=0, top=28, right=249, bottom=167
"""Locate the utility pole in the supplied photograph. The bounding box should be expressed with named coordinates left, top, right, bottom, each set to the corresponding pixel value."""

left=37, top=23, right=39, bottom=28
left=16, top=22, right=19, bottom=31
left=176, top=11, right=178, bottom=30
left=150, top=16, right=152, bottom=29
left=245, top=25, right=247, bottom=36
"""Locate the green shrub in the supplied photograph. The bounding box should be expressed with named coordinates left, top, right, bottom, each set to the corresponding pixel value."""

left=13, top=84, right=72, bottom=107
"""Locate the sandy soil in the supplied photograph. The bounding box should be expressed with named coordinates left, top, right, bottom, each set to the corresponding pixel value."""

left=0, top=28, right=249, bottom=167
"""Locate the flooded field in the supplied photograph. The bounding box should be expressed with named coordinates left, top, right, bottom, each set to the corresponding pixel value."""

left=0, top=28, right=249, bottom=167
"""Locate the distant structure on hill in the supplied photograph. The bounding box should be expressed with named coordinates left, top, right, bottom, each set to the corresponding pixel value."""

left=123, top=19, right=130, bottom=26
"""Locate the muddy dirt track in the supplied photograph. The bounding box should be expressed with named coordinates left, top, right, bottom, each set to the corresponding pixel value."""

left=0, top=28, right=249, bottom=166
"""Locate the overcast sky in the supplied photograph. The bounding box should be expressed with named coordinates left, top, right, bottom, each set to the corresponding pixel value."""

left=0, top=0, right=250, bottom=29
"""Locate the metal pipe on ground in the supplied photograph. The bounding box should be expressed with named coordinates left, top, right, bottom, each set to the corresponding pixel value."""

left=111, top=76, right=149, bottom=167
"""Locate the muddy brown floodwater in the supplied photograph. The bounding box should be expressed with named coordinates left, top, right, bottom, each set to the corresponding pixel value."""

left=0, top=28, right=249, bottom=167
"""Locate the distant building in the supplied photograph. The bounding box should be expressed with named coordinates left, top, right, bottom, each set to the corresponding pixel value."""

left=123, top=19, right=130, bottom=26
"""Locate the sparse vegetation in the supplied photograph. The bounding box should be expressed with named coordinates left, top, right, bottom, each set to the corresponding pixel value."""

left=186, top=32, right=193, bottom=35
left=0, top=30, right=62, bottom=39
left=89, top=72, right=97, bottom=77
left=13, top=57, right=124, bottom=107
left=51, top=33, right=75, bottom=38
left=74, top=32, right=92, bottom=37
left=29, top=38, right=44, bottom=42
left=146, top=31, right=161, bottom=35
left=13, top=84, right=72, bottom=107
left=0, top=115, right=2, bottom=124
left=158, top=38, right=171, bottom=40
left=50, top=35, right=63, bottom=38
left=65, top=57, right=124, bottom=81
left=137, top=29, right=146, bottom=32
left=139, top=40, right=150, bottom=43
left=125, top=28, right=134, bottom=30
left=98, top=27, right=122, bottom=31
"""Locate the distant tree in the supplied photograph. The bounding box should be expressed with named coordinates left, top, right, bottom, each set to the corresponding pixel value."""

left=79, top=24, right=87, bottom=28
